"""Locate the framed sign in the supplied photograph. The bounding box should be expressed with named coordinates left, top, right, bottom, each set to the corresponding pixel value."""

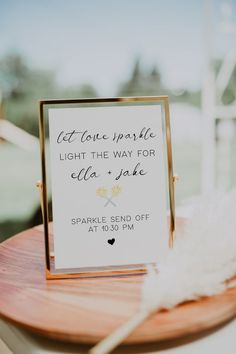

left=38, top=96, right=175, bottom=279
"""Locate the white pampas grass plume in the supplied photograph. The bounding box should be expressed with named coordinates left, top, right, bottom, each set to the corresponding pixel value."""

left=89, top=190, right=236, bottom=354
left=149, top=190, right=236, bottom=310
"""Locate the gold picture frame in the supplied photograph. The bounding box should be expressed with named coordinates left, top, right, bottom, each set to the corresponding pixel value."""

left=38, top=96, right=175, bottom=279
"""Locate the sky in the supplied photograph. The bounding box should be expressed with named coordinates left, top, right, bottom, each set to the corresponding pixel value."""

left=0, top=0, right=235, bottom=94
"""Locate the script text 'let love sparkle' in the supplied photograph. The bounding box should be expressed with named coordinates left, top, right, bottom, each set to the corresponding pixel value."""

left=56, top=127, right=156, bottom=144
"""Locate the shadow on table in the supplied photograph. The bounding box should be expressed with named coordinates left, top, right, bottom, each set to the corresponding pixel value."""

left=26, top=317, right=235, bottom=354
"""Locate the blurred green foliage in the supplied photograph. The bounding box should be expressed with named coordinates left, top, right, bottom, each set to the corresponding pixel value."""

left=117, top=58, right=201, bottom=106
left=214, top=58, right=236, bottom=105
left=0, top=53, right=98, bottom=136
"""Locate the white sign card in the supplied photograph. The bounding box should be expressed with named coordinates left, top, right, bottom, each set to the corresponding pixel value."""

left=40, top=98, right=174, bottom=276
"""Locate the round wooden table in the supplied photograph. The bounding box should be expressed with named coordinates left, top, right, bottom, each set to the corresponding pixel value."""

left=1, top=222, right=236, bottom=349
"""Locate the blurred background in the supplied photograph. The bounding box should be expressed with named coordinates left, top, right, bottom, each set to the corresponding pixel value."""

left=0, top=0, right=235, bottom=241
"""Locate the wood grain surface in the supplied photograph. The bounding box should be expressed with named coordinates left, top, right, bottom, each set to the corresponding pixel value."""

left=0, top=221, right=236, bottom=344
